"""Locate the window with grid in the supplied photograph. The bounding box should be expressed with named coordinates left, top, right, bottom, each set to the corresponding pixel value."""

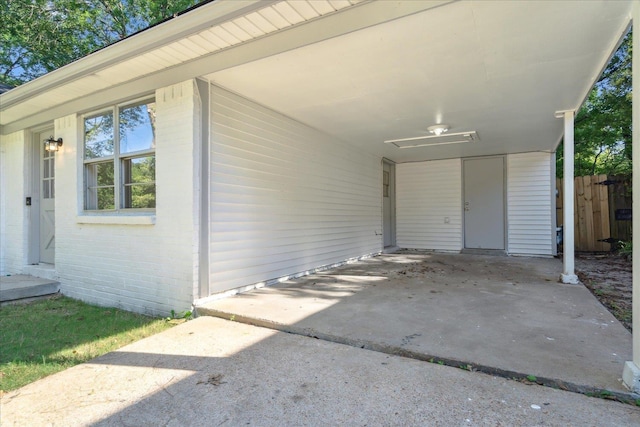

left=84, top=98, right=156, bottom=211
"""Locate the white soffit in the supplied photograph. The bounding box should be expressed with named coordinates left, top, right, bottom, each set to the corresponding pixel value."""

left=0, top=0, right=366, bottom=130
left=207, top=0, right=633, bottom=163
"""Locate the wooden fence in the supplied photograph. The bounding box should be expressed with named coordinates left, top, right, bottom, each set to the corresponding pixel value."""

left=556, top=174, right=631, bottom=252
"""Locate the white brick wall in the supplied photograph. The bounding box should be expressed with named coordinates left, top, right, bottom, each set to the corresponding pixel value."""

left=0, top=131, right=28, bottom=274
left=53, top=80, right=201, bottom=316
left=396, top=159, right=463, bottom=251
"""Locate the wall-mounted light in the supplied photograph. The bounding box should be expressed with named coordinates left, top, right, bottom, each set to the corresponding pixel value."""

left=44, top=136, right=63, bottom=152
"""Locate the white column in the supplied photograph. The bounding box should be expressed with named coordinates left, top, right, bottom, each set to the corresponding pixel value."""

left=557, top=110, right=579, bottom=284
left=622, top=6, right=640, bottom=392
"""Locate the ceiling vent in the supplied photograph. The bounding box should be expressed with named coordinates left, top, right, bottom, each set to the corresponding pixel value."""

left=384, top=131, right=479, bottom=149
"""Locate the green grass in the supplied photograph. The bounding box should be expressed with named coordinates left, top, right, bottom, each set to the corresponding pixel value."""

left=0, top=296, right=174, bottom=392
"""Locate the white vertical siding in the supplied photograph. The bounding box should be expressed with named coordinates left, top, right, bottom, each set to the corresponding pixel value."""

left=209, top=85, right=381, bottom=293
left=0, top=131, right=28, bottom=274
left=53, top=80, right=201, bottom=316
left=507, top=152, right=554, bottom=256
left=396, top=160, right=463, bottom=251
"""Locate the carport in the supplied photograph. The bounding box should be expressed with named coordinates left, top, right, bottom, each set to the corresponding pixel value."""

left=203, top=0, right=626, bottom=280
left=199, top=0, right=640, bottom=391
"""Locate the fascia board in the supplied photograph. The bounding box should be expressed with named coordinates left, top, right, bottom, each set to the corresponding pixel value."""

left=0, top=0, right=271, bottom=110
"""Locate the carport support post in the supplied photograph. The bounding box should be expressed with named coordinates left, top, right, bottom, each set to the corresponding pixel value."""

left=558, top=110, right=578, bottom=285
left=622, top=7, right=640, bottom=393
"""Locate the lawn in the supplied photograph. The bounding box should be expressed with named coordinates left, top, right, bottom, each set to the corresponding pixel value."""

left=0, top=296, right=174, bottom=393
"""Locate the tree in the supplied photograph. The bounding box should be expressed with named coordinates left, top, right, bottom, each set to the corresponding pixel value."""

left=1, top=0, right=199, bottom=87
left=556, top=30, right=632, bottom=178
left=3, top=1, right=191, bottom=209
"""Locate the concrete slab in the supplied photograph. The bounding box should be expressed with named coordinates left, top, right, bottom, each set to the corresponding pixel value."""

left=199, top=252, right=633, bottom=395
left=2, top=317, right=639, bottom=426
left=0, top=275, right=59, bottom=303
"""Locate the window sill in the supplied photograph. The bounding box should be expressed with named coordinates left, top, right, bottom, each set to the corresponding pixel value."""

left=76, top=214, right=156, bottom=225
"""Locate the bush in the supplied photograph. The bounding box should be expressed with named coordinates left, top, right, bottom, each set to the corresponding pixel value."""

left=619, top=240, right=632, bottom=260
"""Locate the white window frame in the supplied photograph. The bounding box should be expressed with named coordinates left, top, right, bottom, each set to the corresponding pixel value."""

left=83, top=96, right=156, bottom=212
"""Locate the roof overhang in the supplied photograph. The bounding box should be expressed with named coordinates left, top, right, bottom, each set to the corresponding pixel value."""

left=0, top=0, right=441, bottom=135
left=1, top=0, right=633, bottom=164
left=205, top=0, right=633, bottom=162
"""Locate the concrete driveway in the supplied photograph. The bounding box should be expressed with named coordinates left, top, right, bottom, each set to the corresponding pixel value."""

left=2, top=252, right=639, bottom=425
left=199, top=252, right=633, bottom=394
left=3, top=317, right=639, bottom=426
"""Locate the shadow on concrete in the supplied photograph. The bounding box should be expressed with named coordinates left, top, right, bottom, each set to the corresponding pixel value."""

left=2, top=253, right=638, bottom=426
left=199, top=252, right=633, bottom=395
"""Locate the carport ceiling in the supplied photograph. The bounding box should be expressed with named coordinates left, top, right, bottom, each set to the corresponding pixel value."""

left=207, top=0, right=632, bottom=163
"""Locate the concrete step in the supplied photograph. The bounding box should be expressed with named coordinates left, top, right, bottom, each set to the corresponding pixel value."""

left=0, top=275, right=60, bottom=303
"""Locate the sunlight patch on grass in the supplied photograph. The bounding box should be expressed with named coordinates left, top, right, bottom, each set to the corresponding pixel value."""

left=0, top=296, right=174, bottom=392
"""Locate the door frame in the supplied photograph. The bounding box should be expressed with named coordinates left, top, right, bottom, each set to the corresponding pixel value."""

left=462, top=155, right=507, bottom=251
left=382, top=158, right=396, bottom=248
left=27, top=126, right=55, bottom=265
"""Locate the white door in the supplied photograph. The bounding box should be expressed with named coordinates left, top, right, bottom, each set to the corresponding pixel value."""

left=39, top=130, right=55, bottom=264
left=463, top=157, right=505, bottom=250
left=383, top=161, right=395, bottom=247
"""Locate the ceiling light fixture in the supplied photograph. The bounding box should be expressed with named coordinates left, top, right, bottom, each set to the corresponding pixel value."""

left=427, top=124, right=449, bottom=136
left=384, top=131, right=479, bottom=149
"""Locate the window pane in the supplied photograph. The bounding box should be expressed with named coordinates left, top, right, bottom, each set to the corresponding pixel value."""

left=125, top=183, right=156, bottom=209
left=97, top=187, right=115, bottom=210
left=85, top=162, right=115, bottom=210
left=120, top=101, right=156, bottom=154
left=96, top=162, right=115, bottom=187
left=85, top=112, right=114, bottom=159
left=122, top=156, right=155, bottom=209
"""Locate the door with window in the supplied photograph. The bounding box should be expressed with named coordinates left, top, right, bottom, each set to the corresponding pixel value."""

left=383, top=160, right=396, bottom=247
left=39, top=130, right=55, bottom=264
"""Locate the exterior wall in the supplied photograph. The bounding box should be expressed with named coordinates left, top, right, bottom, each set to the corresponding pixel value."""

left=396, top=153, right=554, bottom=256
left=396, top=159, right=463, bottom=251
left=53, top=80, right=201, bottom=315
left=208, top=85, right=381, bottom=293
left=506, top=152, right=554, bottom=256
left=0, top=131, right=28, bottom=274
